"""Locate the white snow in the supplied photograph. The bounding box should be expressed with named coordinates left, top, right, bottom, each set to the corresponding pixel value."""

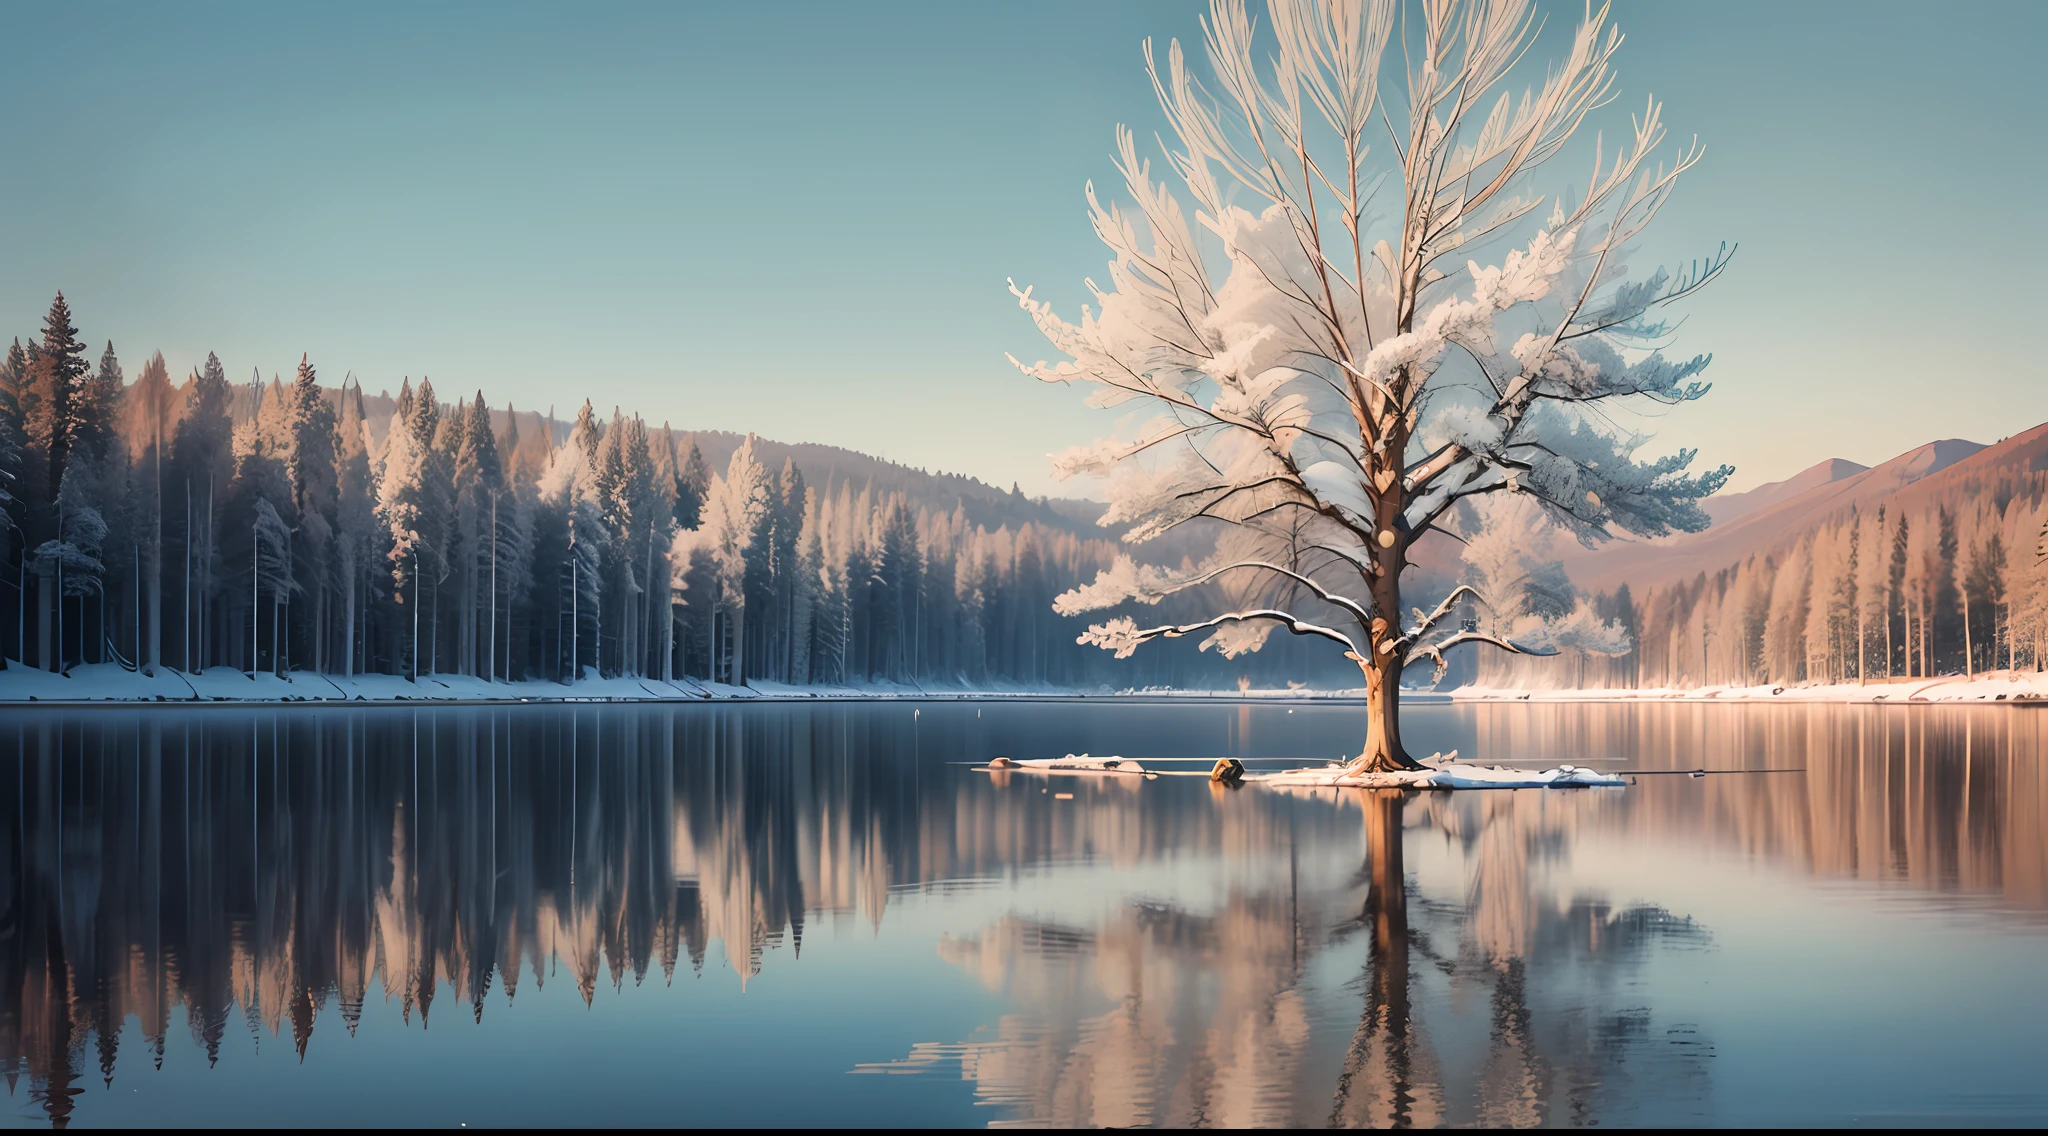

left=1450, top=671, right=2048, bottom=705
left=1249, top=756, right=1625, bottom=790
left=974, top=752, right=1619, bottom=790
left=0, top=661, right=1268, bottom=705
left=0, top=662, right=738, bottom=704
left=984, top=755, right=1151, bottom=776
left=10, top=661, right=2042, bottom=708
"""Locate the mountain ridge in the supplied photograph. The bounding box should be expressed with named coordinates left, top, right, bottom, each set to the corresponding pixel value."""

left=1564, top=432, right=2024, bottom=593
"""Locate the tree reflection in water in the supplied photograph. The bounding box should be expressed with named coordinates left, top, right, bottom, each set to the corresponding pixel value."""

left=1, top=702, right=2042, bottom=1127
left=890, top=786, right=1712, bottom=1127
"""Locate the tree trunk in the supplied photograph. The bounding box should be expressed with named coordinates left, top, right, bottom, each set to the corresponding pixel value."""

left=1349, top=550, right=1426, bottom=774
left=1350, top=646, right=1421, bottom=772
left=1963, top=591, right=1974, bottom=678
left=342, top=551, right=356, bottom=678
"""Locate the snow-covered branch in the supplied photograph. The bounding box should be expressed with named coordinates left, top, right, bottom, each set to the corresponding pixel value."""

left=1408, top=628, right=1554, bottom=684
left=1054, top=553, right=1373, bottom=625
left=1077, top=608, right=1358, bottom=660
left=1013, top=0, right=1727, bottom=770
left=1399, top=583, right=1487, bottom=649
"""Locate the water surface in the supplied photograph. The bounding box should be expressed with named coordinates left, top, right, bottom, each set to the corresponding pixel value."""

left=3, top=701, right=2044, bottom=1127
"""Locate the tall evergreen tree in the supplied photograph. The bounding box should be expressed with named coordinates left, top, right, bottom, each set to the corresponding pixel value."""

left=26, top=293, right=89, bottom=506
left=172, top=354, right=234, bottom=670
left=1933, top=507, right=1961, bottom=671
left=452, top=392, right=504, bottom=676
left=0, top=340, right=27, bottom=663
left=334, top=379, right=378, bottom=675
left=674, top=441, right=709, bottom=529
left=130, top=352, right=175, bottom=672
left=34, top=456, right=109, bottom=670
left=72, top=341, right=124, bottom=465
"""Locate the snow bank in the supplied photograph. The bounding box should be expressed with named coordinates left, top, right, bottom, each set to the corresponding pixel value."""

left=973, top=752, right=1621, bottom=790
left=14, top=660, right=2040, bottom=708
left=0, top=663, right=1241, bottom=706
left=1248, top=758, right=1624, bottom=790
left=984, top=755, right=1151, bottom=776
left=0, top=660, right=1433, bottom=706
left=1452, top=671, right=2048, bottom=705
left=0, top=661, right=728, bottom=705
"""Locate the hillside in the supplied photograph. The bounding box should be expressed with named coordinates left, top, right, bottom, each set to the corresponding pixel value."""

left=1702, top=457, right=1868, bottom=526
left=312, top=384, right=1109, bottom=542
left=1563, top=437, right=1995, bottom=592
left=1467, top=424, right=2048, bottom=690
left=678, top=430, right=1105, bottom=540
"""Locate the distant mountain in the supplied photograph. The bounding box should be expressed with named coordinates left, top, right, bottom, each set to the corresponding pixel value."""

left=1564, top=434, right=2007, bottom=593
left=1702, top=457, right=1868, bottom=526
left=680, top=429, right=1105, bottom=539
left=334, top=387, right=1108, bottom=541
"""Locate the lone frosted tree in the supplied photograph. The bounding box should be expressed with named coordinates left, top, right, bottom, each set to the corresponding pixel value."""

left=1013, top=0, right=1732, bottom=771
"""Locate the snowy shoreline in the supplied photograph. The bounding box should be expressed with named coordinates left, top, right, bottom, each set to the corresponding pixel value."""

left=3, top=661, right=2042, bottom=707
left=1449, top=673, right=2048, bottom=705
left=0, top=661, right=1413, bottom=708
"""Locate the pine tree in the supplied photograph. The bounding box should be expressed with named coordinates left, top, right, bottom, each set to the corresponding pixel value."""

left=334, top=380, right=377, bottom=676
left=453, top=392, right=504, bottom=676
left=130, top=352, right=175, bottom=672
left=252, top=497, right=295, bottom=675
left=286, top=356, right=340, bottom=670
left=27, top=293, right=89, bottom=505
left=72, top=341, right=124, bottom=465
left=1933, top=507, right=1961, bottom=673
left=675, top=441, right=709, bottom=529
left=0, top=340, right=27, bottom=663
left=1888, top=514, right=1910, bottom=677
left=34, top=455, right=109, bottom=670
left=377, top=378, right=455, bottom=676
left=172, top=354, right=233, bottom=670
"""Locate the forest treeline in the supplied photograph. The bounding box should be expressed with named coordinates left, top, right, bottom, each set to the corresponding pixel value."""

left=1475, top=443, right=2048, bottom=689
left=0, top=292, right=1278, bottom=689
left=16, top=288, right=2036, bottom=695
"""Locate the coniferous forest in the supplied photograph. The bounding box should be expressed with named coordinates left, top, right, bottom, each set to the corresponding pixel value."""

left=11, top=290, right=2041, bottom=697
left=0, top=292, right=1286, bottom=689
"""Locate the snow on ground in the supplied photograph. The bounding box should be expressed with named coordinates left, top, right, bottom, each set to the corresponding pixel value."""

left=1452, top=670, right=2048, bottom=705
left=6, top=661, right=2044, bottom=707
left=973, top=753, right=1623, bottom=791
left=0, top=662, right=1262, bottom=705
left=1249, top=760, right=1626, bottom=790
left=0, top=662, right=728, bottom=704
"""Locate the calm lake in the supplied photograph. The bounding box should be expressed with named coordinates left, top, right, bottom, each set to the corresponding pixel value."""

left=3, top=700, right=2044, bottom=1128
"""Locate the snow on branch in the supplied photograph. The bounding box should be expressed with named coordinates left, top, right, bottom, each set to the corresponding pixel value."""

left=1400, top=583, right=1487, bottom=648
left=1054, top=553, right=1373, bottom=624
left=1011, top=0, right=1727, bottom=713
left=1077, top=608, right=1358, bottom=660
left=1408, top=628, right=1554, bottom=685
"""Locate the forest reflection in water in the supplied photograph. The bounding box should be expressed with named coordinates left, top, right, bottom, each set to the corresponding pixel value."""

left=3, top=701, right=2045, bottom=1128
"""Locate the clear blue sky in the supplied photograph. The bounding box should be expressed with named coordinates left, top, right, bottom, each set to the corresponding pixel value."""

left=2, top=1, right=2042, bottom=495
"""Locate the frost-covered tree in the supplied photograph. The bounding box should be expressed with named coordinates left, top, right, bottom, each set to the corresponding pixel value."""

left=377, top=379, right=453, bottom=676
left=251, top=496, right=295, bottom=675
left=685, top=434, right=771, bottom=682
left=1015, top=0, right=1731, bottom=769
left=452, top=392, right=504, bottom=677
left=33, top=456, right=109, bottom=671
left=286, top=355, right=339, bottom=670
left=538, top=401, right=607, bottom=679
left=173, top=353, right=234, bottom=671
left=1458, top=495, right=1628, bottom=687
left=334, top=379, right=378, bottom=676
left=129, top=352, right=175, bottom=673
left=1854, top=508, right=1890, bottom=681
left=0, top=341, right=24, bottom=664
